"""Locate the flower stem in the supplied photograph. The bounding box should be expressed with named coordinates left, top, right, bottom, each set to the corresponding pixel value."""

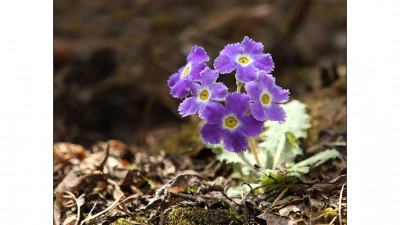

left=236, top=81, right=243, bottom=93
left=248, top=137, right=261, bottom=168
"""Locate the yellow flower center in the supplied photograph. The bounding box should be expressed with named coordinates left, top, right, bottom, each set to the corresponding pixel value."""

left=238, top=56, right=250, bottom=65
left=260, top=93, right=270, bottom=105
left=224, top=115, right=239, bottom=129
left=183, top=65, right=190, bottom=76
left=199, top=89, right=209, bottom=101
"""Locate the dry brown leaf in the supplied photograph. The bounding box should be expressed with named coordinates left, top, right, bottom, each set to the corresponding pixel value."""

left=62, top=214, right=78, bottom=225
left=275, top=161, right=288, bottom=177
left=142, top=174, right=206, bottom=210
left=279, top=205, right=301, bottom=217
left=256, top=213, right=297, bottom=225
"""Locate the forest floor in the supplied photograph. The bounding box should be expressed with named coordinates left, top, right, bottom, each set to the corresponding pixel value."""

left=54, top=74, right=346, bottom=225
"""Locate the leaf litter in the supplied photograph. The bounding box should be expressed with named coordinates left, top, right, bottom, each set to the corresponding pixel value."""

left=54, top=124, right=346, bottom=225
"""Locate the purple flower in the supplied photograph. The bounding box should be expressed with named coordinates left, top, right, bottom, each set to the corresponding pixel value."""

left=168, top=46, right=209, bottom=99
left=245, top=71, right=289, bottom=123
left=214, top=36, right=274, bottom=83
left=200, top=92, right=264, bottom=153
left=178, top=67, right=228, bottom=117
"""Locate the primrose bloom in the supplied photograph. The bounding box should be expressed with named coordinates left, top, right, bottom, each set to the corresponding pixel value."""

left=245, top=71, right=289, bottom=123
left=168, top=46, right=209, bottom=98
left=178, top=67, right=228, bottom=117
left=200, top=93, right=264, bottom=153
left=214, top=36, right=274, bottom=83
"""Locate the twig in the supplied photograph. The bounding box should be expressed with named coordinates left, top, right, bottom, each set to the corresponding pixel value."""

left=169, top=192, right=198, bottom=202
left=240, top=182, right=252, bottom=225
left=87, top=201, right=98, bottom=217
left=80, top=194, right=123, bottom=225
left=272, top=187, right=288, bottom=205
left=338, top=183, right=346, bottom=225
left=328, top=215, right=338, bottom=225
left=220, top=191, right=240, bottom=207
left=98, top=143, right=110, bottom=172
left=64, top=191, right=80, bottom=225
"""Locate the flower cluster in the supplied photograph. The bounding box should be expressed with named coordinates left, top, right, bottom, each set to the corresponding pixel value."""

left=168, top=37, right=289, bottom=153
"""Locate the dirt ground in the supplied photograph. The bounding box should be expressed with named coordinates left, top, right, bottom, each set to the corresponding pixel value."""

left=54, top=1, right=346, bottom=224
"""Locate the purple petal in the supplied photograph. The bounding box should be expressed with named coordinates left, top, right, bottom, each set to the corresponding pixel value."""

left=270, top=86, right=290, bottom=103
left=170, top=80, right=191, bottom=99
left=178, top=97, right=201, bottom=117
left=251, top=101, right=268, bottom=121
left=190, top=82, right=202, bottom=96
left=214, top=54, right=238, bottom=74
left=189, top=63, right=207, bottom=82
left=258, top=72, right=289, bottom=103
left=168, top=72, right=180, bottom=88
left=265, top=103, right=286, bottom=123
left=242, top=36, right=264, bottom=55
left=210, top=83, right=228, bottom=101
left=222, top=131, right=248, bottom=153
left=253, top=53, right=274, bottom=73
left=220, top=43, right=242, bottom=58
left=201, top=67, right=219, bottom=87
left=187, top=46, right=210, bottom=63
left=225, top=93, right=250, bottom=117
left=200, top=123, right=224, bottom=145
left=198, top=102, right=225, bottom=124
left=244, top=81, right=260, bottom=101
left=236, top=65, right=258, bottom=83
left=258, top=72, right=275, bottom=91
left=237, top=114, right=264, bottom=137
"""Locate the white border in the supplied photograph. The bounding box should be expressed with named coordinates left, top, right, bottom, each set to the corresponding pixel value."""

left=348, top=0, right=400, bottom=224
left=0, top=0, right=53, bottom=223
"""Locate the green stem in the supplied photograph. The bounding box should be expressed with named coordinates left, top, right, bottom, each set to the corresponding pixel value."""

left=248, top=137, right=261, bottom=168
left=236, top=83, right=243, bottom=93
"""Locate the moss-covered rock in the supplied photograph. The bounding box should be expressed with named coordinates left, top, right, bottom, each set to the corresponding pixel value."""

left=165, top=206, right=244, bottom=225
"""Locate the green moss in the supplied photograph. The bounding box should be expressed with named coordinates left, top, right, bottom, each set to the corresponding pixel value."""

left=184, top=186, right=198, bottom=194
left=109, top=212, right=150, bottom=225
left=314, top=207, right=338, bottom=223
left=165, top=207, right=244, bottom=225
left=110, top=217, right=135, bottom=225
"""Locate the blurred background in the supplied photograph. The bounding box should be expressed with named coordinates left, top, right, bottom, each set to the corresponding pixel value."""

left=54, top=0, right=346, bottom=152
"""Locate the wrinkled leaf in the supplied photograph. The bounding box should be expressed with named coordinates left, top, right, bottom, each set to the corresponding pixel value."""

left=293, top=149, right=340, bottom=169
left=279, top=205, right=301, bottom=217
left=272, top=131, right=303, bottom=168
left=226, top=183, right=260, bottom=197
left=260, top=100, right=311, bottom=154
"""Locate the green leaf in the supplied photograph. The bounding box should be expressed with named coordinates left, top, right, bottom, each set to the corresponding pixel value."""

left=271, top=131, right=303, bottom=168
left=259, top=100, right=311, bottom=156
left=226, top=183, right=260, bottom=197
left=286, top=166, right=310, bottom=177
left=292, top=149, right=340, bottom=169
left=211, top=144, right=256, bottom=168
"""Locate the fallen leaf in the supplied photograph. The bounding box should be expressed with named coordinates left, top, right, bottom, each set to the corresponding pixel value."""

left=279, top=205, right=300, bottom=217
left=256, top=213, right=297, bottom=225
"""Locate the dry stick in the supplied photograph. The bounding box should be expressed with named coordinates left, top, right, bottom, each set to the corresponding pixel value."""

left=98, top=143, right=110, bottom=172
left=272, top=187, right=288, bottom=206
left=240, top=182, right=252, bottom=225
left=338, top=183, right=346, bottom=225
left=80, top=194, right=123, bottom=225
left=328, top=215, right=338, bottom=225
left=87, top=201, right=98, bottom=217
left=248, top=137, right=262, bottom=168
left=64, top=191, right=80, bottom=225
